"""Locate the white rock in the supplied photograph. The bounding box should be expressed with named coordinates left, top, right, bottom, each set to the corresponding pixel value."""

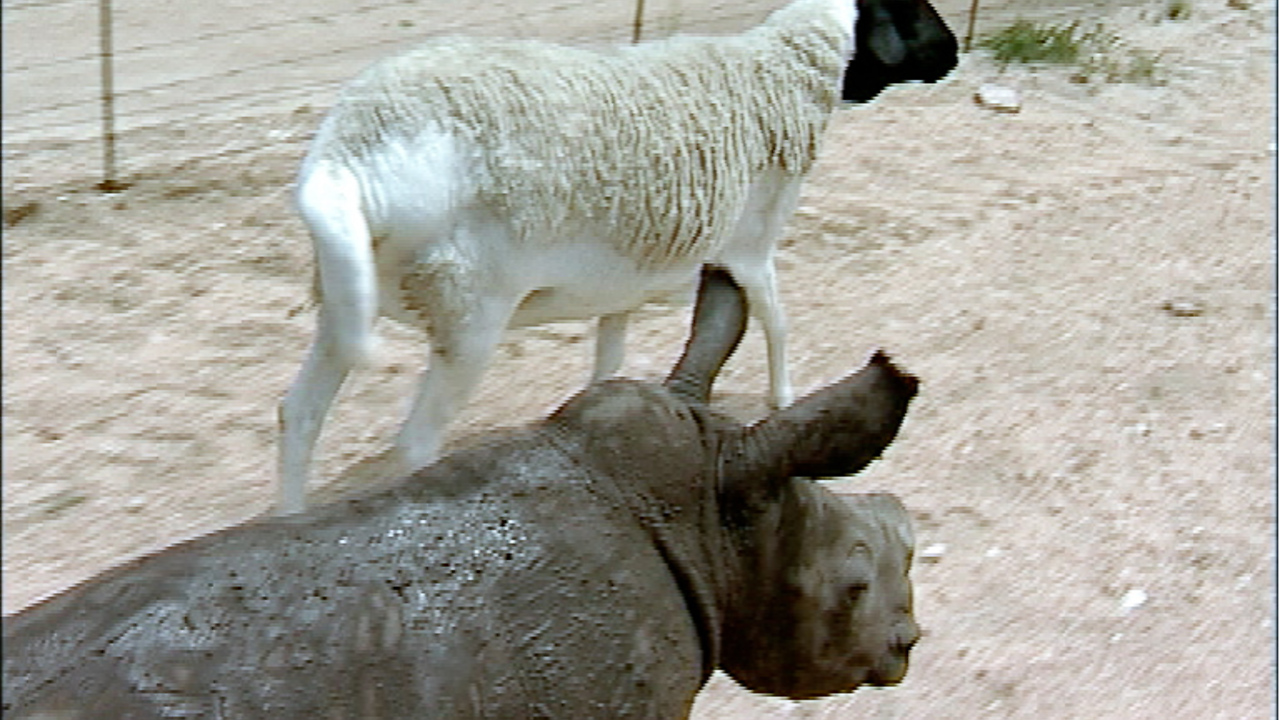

left=920, top=543, right=947, bottom=562
left=1120, top=588, right=1148, bottom=612
left=1161, top=298, right=1204, bottom=317
left=975, top=83, right=1022, bottom=113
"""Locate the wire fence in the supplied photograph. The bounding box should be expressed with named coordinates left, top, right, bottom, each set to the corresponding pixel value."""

left=3, top=0, right=1053, bottom=188
left=3, top=0, right=798, bottom=186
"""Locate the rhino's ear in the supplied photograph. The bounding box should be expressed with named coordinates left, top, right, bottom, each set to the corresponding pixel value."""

left=722, top=351, right=918, bottom=500
left=665, top=265, right=749, bottom=404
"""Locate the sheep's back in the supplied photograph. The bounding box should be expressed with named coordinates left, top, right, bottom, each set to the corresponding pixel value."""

left=316, top=28, right=842, bottom=268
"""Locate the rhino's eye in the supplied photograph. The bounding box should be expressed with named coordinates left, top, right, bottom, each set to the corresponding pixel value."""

left=845, top=582, right=869, bottom=603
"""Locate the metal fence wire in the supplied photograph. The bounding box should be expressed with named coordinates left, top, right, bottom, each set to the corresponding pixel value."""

left=4, top=0, right=1006, bottom=187
left=3, top=0, right=802, bottom=185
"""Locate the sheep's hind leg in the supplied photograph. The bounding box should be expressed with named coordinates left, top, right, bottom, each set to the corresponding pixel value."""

left=723, top=172, right=803, bottom=409
left=278, top=317, right=354, bottom=515
left=393, top=294, right=517, bottom=476
left=592, top=312, right=628, bottom=382
left=727, top=261, right=794, bottom=409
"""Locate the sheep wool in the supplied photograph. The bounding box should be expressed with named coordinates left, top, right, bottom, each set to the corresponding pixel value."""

left=314, top=0, right=852, bottom=268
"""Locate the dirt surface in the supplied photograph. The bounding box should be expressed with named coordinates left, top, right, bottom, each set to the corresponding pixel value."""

left=3, top=0, right=1275, bottom=717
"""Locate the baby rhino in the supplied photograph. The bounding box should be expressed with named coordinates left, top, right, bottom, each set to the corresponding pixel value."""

left=3, top=267, right=921, bottom=719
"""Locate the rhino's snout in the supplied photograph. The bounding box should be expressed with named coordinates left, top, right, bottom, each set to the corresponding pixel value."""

left=896, top=619, right=921, bottom=654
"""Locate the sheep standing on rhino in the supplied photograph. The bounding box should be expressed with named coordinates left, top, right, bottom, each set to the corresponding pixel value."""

left=3, top=267, right=921, bottom=719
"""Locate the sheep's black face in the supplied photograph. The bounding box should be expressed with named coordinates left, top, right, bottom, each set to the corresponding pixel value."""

left=721, top=491, right=919, bottom=700
left=844, top=0, right=959, bottom=103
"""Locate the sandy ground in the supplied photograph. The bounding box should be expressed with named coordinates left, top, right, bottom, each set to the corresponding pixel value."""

left=3, top=0, right=1275, bottom=717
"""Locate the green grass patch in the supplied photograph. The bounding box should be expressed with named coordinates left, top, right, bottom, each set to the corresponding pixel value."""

left=39, top=491, right=87, bottom=517
left=980, top=19, right=1164, bottom=85
left=980, top=20, right=1097, bottom=65
left=1165, top=0, right=1192, bottom=20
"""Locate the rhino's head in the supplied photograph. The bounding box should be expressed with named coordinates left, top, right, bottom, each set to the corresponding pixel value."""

left=719, top=488, right=918, bottom=698
left=552, top=266, right=920, bottom=700
left=709, top=350, right=919, bottom=699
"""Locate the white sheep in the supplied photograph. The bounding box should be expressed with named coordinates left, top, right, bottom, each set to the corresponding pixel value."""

left=278, top=0, right=957, bottom=514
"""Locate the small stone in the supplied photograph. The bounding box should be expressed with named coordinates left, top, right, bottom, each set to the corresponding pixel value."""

left=920, top=543, right=947, bottom=563
left=1124, top=422, right=1151, bottom=437
left=1187, top=423, right=1226, bottom=439
left=1120, top=588, right=1148, bottom=612
left=974, top=84, right=1022, bottom=113
left=1161, top=298, right=1204, bottom=317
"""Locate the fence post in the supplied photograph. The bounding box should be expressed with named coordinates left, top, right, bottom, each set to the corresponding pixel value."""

left=97, top=0, right=123, bottom=191
left=963, top=0, right=980, bottom=52
left=631, top=0, right=645, bottom=44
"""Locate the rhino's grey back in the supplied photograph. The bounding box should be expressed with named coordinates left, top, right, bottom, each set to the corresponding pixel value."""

left=3, top=437, right=703, bottom=719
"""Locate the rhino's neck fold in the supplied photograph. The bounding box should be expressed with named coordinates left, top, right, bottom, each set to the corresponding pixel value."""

left=718, top=479, right=836, bottom=697
left=644, top=521, right=722, bottom=680
left=542, top=410, right=731, bottom=684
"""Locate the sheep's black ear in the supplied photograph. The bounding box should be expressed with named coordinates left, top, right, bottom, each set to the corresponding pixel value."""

left=722, top=351, right=918, bottom=500
left=843, top=0, right=959, bottom=103
left=665, top=265, right=749, bottom=404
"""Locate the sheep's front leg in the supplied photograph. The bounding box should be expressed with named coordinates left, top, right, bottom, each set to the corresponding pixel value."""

left=278, top=315, right=355, bottom=515
left=592, top=311, right=628, bottom=382
left=394, top=295, right=516, bottom=475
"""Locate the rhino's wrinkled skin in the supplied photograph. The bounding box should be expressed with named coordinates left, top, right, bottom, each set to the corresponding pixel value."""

left=3, top=267, right=920, bottom=719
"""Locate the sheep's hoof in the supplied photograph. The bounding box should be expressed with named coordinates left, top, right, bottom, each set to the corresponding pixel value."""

left=768, top=389, right=795, bottom=410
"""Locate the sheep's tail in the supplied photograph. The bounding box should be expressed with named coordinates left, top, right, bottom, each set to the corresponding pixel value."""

left=296, top=161, right=379, bottom=368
